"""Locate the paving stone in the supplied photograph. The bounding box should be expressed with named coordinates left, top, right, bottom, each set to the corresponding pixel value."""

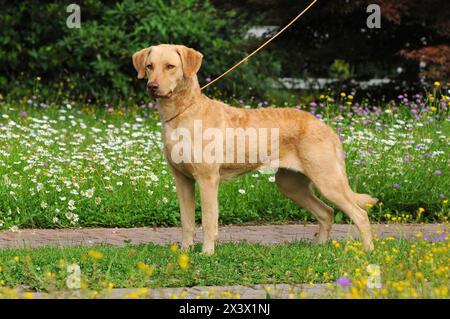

left=0, top=223, right=443, bottom=248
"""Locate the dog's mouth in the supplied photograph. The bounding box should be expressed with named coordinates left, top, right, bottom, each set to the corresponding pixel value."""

left=148, top=90, right=173, bottom=99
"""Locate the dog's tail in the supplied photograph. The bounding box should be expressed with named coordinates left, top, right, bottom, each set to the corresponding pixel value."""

left=335, top=139, right=378, bottom=210
left=351, top=192, right=379, bottom=209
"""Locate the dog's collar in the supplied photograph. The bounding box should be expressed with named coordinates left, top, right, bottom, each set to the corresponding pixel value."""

left=164, top=101, right=196, bottom=124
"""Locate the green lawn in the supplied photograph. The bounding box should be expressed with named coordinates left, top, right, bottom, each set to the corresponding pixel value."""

left=0, top=233, right=449, bottom=298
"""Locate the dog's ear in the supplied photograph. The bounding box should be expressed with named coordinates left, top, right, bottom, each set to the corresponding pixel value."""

left=132, top=47, right=152, bottom=79
left=176, top=45, right=203, bottom=78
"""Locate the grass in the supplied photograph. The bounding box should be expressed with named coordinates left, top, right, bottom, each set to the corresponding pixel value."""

left=0, top=230, right=449, bottom=298
left=0, top=85, right=449, bottom=230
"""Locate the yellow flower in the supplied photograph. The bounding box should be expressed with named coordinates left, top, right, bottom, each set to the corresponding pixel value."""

left=137, top=261, right=155, bottom=276
left=347, top=94, right=353, bottom=100
left=178, top=254, right=189, bottom=270
left=36, top=76, right=41, bottom=81
left=23, top=292, right=34, bottom=299
left=418, top=207, right=425, bottom=213
left=340, top=92, right=346, bottom=97
left=415, top=272, right=424, bottom=280
left=13, top=256, right=20, bottom=263
left=170, top=244, right=178, bottom=253
left=332, top=240, right=340, bottom=248
left=430, top=106, right=437, bottom=112
left=87, top=250, right=103, bottom=260
left=443, top=199, right=448, bottom=206
left=434, top=81, right=441, bottom=87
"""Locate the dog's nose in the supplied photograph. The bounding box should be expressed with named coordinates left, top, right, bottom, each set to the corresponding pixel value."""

left=147, top=82, right=159, bottom=91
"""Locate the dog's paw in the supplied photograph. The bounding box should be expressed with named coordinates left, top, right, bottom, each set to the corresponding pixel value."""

left=181, top=242, right=194, bottom=251
left=201, top=245, right=215, bottom=256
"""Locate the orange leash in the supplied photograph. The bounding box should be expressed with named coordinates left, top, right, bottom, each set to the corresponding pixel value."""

left=201, top=0, right=319, bottom=90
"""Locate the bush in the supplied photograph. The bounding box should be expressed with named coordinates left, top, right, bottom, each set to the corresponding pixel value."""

left=0, top=0, right=281, bottom=101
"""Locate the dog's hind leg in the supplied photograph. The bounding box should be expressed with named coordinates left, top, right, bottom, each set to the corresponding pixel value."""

left=275, top=168, right=334, bottom=244
left=302, top=147, right=374, bottom=251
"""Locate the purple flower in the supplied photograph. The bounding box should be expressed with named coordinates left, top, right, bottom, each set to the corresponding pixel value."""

left=434, top=170, right=442, bottom=175
left=295, top=105, right=301, bottom=110
left=107, top=107, right=113, bottom=113
left=393, top=183, right=400, bottom=189
left=309, top=101, right=317, bottom=107
left=206, top=77, right=212, bottom=83
left=339, top=135, right=344, bottom=142
left=315, top=114, right=323, bottom=119
left=337, top=277, right=352, bottom=287
left=424, top=232, right=447, bottom=243
left=20, top=111, right=27, bottom=117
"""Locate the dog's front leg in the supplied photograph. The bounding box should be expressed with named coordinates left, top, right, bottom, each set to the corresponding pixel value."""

left=171, top=167, right=196, bottom=250
left=197, top=175, right=220, bottom=255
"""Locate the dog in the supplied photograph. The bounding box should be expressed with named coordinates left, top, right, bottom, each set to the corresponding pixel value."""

left=132, top=44, right=377, bottom=255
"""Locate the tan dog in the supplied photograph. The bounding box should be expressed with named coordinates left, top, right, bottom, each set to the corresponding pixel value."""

left=132, top=44, right=377, bottom=255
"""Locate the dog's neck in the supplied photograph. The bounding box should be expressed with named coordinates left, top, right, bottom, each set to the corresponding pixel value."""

left=156, top=76, right=202, bottom=123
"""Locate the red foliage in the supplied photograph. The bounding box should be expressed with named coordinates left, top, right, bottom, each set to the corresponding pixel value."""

left=378, top=0, right=412, bottom=24
left=401, top=45, right=450, bottom=80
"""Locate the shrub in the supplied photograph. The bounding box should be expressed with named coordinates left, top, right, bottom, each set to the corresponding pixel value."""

left=0, top=0, right=281, bottom=101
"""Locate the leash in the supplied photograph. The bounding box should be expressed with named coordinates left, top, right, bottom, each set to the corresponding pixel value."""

left=200, top=0, right=319, bottom=91
left=164, top=101, right=196, bottom=123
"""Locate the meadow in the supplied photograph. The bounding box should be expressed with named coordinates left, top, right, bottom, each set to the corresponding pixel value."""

left=0, top=83, right=449, bottom=231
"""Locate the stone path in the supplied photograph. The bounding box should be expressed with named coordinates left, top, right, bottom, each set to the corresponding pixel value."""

left=0, top=223, right=443, bottom=248
left=14, top=283, right=330, bottom=299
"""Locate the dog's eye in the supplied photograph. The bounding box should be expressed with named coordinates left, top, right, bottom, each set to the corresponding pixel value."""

left=167, top=64, right=175, bottom=70
left=146, top=64, right=153, bottom=70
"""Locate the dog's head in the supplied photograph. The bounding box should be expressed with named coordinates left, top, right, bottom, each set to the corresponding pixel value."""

left=132, top=44, right=203, bottom=99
